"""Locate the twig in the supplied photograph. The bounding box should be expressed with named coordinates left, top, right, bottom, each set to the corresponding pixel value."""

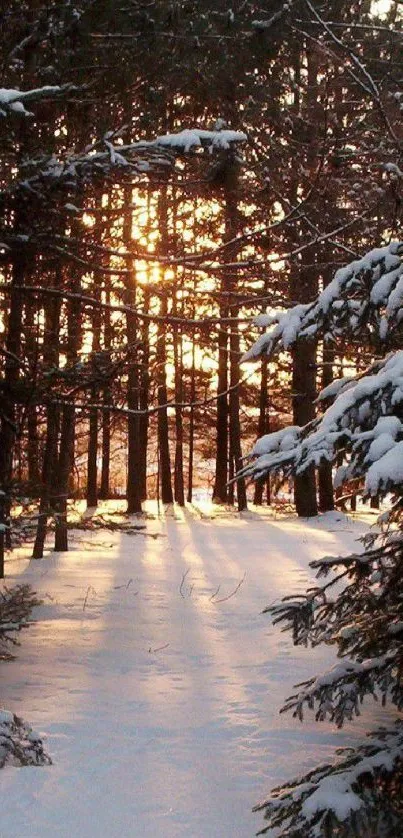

left=212, top=573, right=246, bottom=604
left=113, top=578, right=134, bottom=590
left=82, top=585, right=97, bottom=611
left=148, top=643, right=169, bottom=653
left=209, top=584, right=221, bottom=601
left=179, top=568, right=191, bottom=598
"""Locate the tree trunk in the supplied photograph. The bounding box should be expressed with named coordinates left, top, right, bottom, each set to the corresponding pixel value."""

left=318, top=345, right=335, bottom=512
left=100, top=395, right=111, bottom=499
left=139, top=287, right=150, bottom=501
left=156, top=189, right=173, bottom=505
left=86, top=269, right=102, bottom=510
left=288, top=44, right=319, bottom=518
left=32, top=403, right=59, bottom=559
left=100, top=290, right=112, bottom=499
left=292, top=338, right=318, bottom=517
left=0, top=250, right=26, bottom=545
left=212, top=306, right=229, bottom=503
left=27, top=406, right=40, bottom=490
left=187, top=335, right=196, bottom=504
left=173, top=315, right=185, bottom=506
left=254, top=356, right=270, bottom=505
left=54, top=254, right=82, bottom=548
left=32, top=289, right=61, bottom=557
left=229, top=304, right=247, bottom=512
left=0, top=492, right=5, bottom=579
left=24, top=298, right=40, bottom=490
left=123, top=187, right=143, bottom=515
left=54, top=403, right=74, bottom=551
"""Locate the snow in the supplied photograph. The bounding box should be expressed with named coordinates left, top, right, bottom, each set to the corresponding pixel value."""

left=0, top=85, right=68, bottom=117
left=0, top=504, right=384, bottom=838
left=154, top=129, right=247, bottom=152
left=317, top=376, right=355, bottom=402
left=366, top=440, right=403, bottom=495
left=243, top=242, right=403, bottom=362
left=243, top=349, right=403, bottom=489
left=251, top=426, right=300, bottom=457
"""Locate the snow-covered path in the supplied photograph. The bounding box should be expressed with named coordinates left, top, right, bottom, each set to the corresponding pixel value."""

left=0, top=506, right=380, bottom=838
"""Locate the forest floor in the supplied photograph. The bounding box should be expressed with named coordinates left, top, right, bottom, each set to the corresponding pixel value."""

left=0, top=501, right=387, bottom=838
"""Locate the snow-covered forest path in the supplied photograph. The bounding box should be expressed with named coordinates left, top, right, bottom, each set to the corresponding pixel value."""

left=1, top=505, right=380, bottom=837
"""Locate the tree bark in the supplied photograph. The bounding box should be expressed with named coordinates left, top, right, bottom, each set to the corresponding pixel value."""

left=139, top=288, right=150, bottom=501
left=156, top=189, right=173, bottom=504
left=318, top=345, right=335, bottom=512
left=173, top=314, right=185, bottom=506
left=32, top=403, right=59, bottom=559
left=292, top=338, right=318, bottom=517
left=32, top=289, right=61, bottom=558
left=187, top=334, right=196, bottom=504
left=100, top=289, right=112, bottom=499
left=254, top=356, right=270, bottom=505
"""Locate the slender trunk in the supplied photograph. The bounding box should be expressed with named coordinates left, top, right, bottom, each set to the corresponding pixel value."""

left=86, top=404, right=98, bottom=508
left=100, top=395, right=111, bottom=499
left=27, top=406, right=40, bottom=490
left=86, top=364, right=100, bottom=510
left=288, top=45, right=319, bottom=517
left=139, top=291, right=150, bottom=500
left=318, top=345, right=335, bottom=512
left=292, top=338, right=318, bottom=516
left=54, top=404, right=74, bottom=551
left=213, top=155, right=241, bottom=504
left=32, top=403, right=59, bottom=559
left=32, top=290, right=61, bottom=557
left=0, top=492, right=5, bottom=579
left=187, top=335, right=196, bottom=504
left=0, top=252, right=26, bottom=545
left=156, top=189, right=173, bottom=504
left=100, top=289, right=112, bottom=499
left=173, top=299, right=185, bottom=506
left=124, top=188, right=142, bottom=515
left=254, top=357, right=270, bottom=505
left=229, top=305, right=247, bottom=512
left=24, top=299, right=40, bottom=490
left=213, top=306, right=229, bottom=503
left=157, top=310, right=174, bottom=504
left=53, top=253, right=82, bottom=547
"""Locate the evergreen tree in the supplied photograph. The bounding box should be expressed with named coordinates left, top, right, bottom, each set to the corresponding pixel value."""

left=242, top=242, right=403, bottom=836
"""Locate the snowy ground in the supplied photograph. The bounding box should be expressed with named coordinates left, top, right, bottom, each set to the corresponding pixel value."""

left=0, top=503, right=386, bottom=838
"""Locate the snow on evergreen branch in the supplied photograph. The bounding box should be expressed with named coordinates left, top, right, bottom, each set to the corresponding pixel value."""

left=255, top=722, right=403, bottom=838
left=240, top=351, right=403, bottom=497
left=243, top=242, right=403, bottom=362
left=0, top=709, right=51, bottom=768
left=1, top=128, right=246, bottom=202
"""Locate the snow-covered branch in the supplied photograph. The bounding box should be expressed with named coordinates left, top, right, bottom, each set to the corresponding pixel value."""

left=240, top=351, right=403, bottom=498
left=0, top=709, right=51, bottom=768
left=0, top=84, right=81, bottom=117
left=2, top=127, right=247, bottom=202
left=255, top=722, right=403, bottom=837
left=243, top=242, right=403, bottom=362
